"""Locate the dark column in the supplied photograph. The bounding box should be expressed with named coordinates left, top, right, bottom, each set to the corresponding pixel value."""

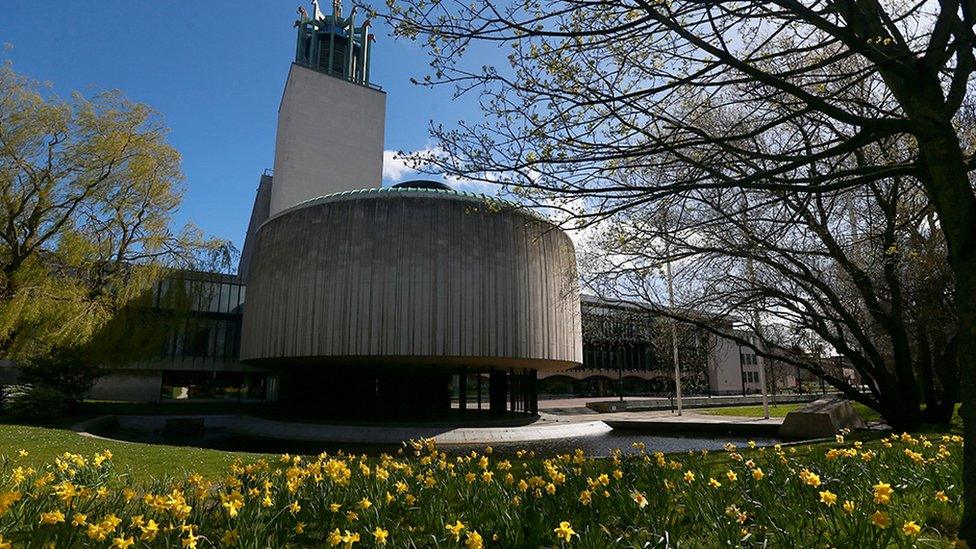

left=477, top=374, right=482, bottom=411
left=529, top=369, right=538, bottom=415
left=458, top=369, right=467, bottom=416
left=509, top=368, right=516, bottom=413
left=489, top=369, right=507, bottom=416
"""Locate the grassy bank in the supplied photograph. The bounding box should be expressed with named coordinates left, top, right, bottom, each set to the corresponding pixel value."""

left=0, top=423, right=262, bottom=481
left=699, top=401, right=882, bottom=421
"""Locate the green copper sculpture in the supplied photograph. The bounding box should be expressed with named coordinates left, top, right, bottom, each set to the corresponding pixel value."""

left=294, top=0, right=373, bottom=85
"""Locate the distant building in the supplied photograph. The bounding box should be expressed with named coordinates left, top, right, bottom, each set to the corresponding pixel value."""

left=538, top=299, right=815, bottom=399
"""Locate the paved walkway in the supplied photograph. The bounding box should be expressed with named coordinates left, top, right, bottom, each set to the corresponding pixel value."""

left=598, top=411, right=782, bottom=437
left=538, top=394, right=825, bottom=413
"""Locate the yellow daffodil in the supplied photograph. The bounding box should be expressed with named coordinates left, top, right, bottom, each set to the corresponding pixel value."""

left=843, top=500, right=855, bottom=514
left=39, top=510, right=65, bottom=525
left=871, top=511, right=890, bottom=529
left=373, top=526, right=389, bottom=545
left=111, top=536, right=134, bottom=549
left=140, top=519, right=160, bottom=541
left=466, top=530, right=484, bottom=549
left=902, top=520, right=921, bottom=536
left=873, top=482, right=893, bottom=505
left=446, top=520, right=466, bottom=542
left=340, top=530, right=360, bottom=548
left=182, top=530, right=199, bottom=549
left=819, top=490, right=837, bottom=506
left=631, top=491, right=648, bottom=508
left=799, top=469, right=821, bottom=487
left=554, top=521, right=576, bottom=543
left=579, top=489, right=592, bottom=505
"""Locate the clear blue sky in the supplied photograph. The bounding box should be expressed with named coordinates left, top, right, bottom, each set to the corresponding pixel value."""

left=2, top=1, right=482, bottom=249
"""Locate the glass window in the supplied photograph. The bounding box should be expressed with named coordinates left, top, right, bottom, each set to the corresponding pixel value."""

left=161, top=370, right=268, bottom=400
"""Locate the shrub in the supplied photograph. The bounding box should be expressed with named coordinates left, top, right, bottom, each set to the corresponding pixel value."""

left=18, top=350, right=100, bottom=407
left=0, top=384, right=70, bottom=422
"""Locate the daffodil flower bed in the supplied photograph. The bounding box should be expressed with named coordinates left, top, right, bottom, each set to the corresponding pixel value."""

left=0, top=433, right=963, bottom=547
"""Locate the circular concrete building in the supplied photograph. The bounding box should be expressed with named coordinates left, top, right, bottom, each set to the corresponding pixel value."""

left=240, top=183, right=582, bottom=418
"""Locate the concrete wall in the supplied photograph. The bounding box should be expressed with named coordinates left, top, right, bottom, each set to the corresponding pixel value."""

left=239, top=173, right=274, bottom=281
left=708, top=334, right=745, bottom=395
left=270, top=64, right=386, bottom=216
left=88, top=370, right=162, bottom=402
left=242, top=189, right=582, bottom=371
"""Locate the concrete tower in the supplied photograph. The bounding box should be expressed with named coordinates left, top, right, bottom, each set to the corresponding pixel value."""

left=240, top=1, right=386, bottom=279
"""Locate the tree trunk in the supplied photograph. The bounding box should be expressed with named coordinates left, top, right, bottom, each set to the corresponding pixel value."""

left=908, top=118, right=976, bottom=542
left=956, top=259, right=976, bottom=543
left=917, top=330, right=956, bottom=425
left=873, top=374, right=924, bottom=431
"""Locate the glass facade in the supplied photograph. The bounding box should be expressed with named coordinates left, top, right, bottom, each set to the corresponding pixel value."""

left=541, top=299, right=712, bottom=397
left=578, top=302, right=709, bottom=377
left=151, top=274, right=246, bottom=361
left=146, top=273, right=271, bottom=401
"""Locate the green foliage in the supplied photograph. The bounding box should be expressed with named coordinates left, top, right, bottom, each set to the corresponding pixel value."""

left=18, top=350, right=100, bottom=407
left=0, top=385, right=69, bottom=423
left=0, top=66, right=234, bottom=363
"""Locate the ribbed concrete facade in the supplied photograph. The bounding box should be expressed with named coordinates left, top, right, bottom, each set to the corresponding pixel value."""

left=240, top=188, right=582, bottom=372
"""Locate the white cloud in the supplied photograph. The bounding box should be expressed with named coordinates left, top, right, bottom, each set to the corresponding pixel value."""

left=382, top=146, right=501, bottom=196
left=382, top=150, right=420, bottom=183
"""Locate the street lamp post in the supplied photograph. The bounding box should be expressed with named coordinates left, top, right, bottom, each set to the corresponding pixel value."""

left=666, top=260, right=682, bottom=416
left=741, top=191, right=769, bottom=419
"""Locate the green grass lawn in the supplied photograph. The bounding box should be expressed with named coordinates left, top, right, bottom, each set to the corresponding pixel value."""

left=0, top=422, right=267, bottom=481
left=698, top=401, right=883, bottom=421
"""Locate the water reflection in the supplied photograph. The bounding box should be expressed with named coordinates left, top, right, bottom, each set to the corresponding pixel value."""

left=96, top=427, right=780, bottom=458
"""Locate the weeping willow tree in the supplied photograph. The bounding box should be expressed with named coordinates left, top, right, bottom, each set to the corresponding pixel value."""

left=0, top=66, right=232, bottom=366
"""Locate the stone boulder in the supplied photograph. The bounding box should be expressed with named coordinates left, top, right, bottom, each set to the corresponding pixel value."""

left=778, top=398, right=867, bottom=440
left=587, top=400, right=629, bottom=413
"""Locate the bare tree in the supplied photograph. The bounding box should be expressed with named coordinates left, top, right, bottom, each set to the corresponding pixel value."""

left=381, top=0, right=976, bottom=537
left=581, top=172, right=956, bottom=428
